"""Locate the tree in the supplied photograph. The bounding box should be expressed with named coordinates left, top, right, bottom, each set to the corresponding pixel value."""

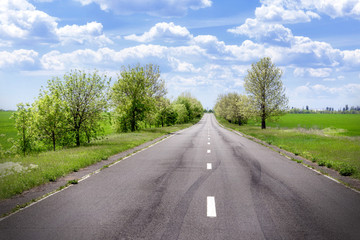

left=49, top=70, right=110, bottom=146
left=174, top=92, right=203, bottom=122
left=33, top=89, right=67, bottom=151
left=112, top=64, right=166, bottom=132
left=11, top=103, right=35, bottom=156
left=214, top=93, right=251, bottom=125
left=155, top=97, right=171, bottom=127
left=172, top=104, right=188, bottom=124
left=244, top=57, right=288, bottom=129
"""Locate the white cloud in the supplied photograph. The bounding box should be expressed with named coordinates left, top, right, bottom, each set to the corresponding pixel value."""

left=0, top=49, right=39, bottom=69
left=168, top=57, right=200, bottom=73
left=259, top=0, right=360, bottom=21
left=191, top=35, right=230, bottom=57
left=228, top=18, right=293, bottom=43
left=74, top=0, right=212, bottom=16
left=0, top=0, right=112, bottom=47
left=255, top=4, right=320, bottom=23
left=40, top=45, right=171, bottom=70
left=294, top=67, right=332, bottom=78
left=343, top=49, right=360, bottom=67
left=0, top=0, right=58, bottom=44
left=56, top=21, right=113, bottom=46
left=323, top=78, right=336, bottom=82
left=125, top=22, right=192, bottom=43
left=295, top=82, right=360, bottom=96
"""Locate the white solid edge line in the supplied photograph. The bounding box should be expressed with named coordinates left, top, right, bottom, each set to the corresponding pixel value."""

left=207, top=163, right=212, bottom=170
left=207, top=196, right=216, bottom=217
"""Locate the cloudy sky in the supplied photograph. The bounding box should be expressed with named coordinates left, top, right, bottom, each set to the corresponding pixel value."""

left=1, top=0, right=360, bottom=110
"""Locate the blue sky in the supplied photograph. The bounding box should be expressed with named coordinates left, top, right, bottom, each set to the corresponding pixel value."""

left=1, top=0, right=360, bottom=110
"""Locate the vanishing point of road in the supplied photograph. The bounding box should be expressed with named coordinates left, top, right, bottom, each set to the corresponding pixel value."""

left=1, top=114, right=360, bottom=239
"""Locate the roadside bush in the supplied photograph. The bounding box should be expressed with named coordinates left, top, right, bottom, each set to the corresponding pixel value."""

left=318, top=160, right=326, bottom=166
left=325, top=161, right=333, bottom=168
left=339, top=165, right=356, bottom=176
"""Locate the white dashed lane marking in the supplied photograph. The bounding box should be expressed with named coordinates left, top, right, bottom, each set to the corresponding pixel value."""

left=207, top=196, right=216, bottom=218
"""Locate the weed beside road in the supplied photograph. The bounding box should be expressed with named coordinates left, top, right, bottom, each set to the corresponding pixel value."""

left=0, top=123, right=194, bottom=200
left=217, top=115, right=360, bottom=180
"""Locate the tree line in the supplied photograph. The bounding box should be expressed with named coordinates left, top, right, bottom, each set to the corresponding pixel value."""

left=289, top=105, right=360, bottom=114
left=10, top=64, right=203, bottom=156
left=215, top=57, right=288, bottom=129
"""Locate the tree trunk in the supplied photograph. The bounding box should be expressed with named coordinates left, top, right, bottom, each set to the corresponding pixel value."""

left=22, top=127, right=26, bottom=156
left=131, top=111, right=136, bottom=132
left=76, top=128, right=80, bottom=147
left=86, top=131, right=90, bottom=144
left=261, top=104, right=266, bottom=129
left=52, top=131, right=56, bottom=151
left=261, top=117, right=266, bottom=129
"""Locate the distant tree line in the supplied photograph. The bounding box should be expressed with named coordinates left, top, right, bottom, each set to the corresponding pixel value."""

left=8, top=64, right=203, bottom=156
left=289, top=105, right=360, bottom=114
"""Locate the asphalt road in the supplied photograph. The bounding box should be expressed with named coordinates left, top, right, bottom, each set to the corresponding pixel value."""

left=1, top=113, right=360, bottom=239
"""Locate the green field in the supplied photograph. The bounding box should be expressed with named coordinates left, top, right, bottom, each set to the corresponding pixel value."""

left=264, top=114, right=360, bottom=136
left=0, top=111, right=16, bottom=151
left=217, top=114, right=360, bottom=180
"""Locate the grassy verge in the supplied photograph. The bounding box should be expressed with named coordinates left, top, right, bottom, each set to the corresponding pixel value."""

left=0, top=123, right=194, bottom=200
left=217, top=116, right=360, bottom=180
left=0, top=111, right=16, bottom=150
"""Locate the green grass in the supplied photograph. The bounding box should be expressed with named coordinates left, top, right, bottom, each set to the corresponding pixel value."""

left=0, top=122, right=194, bottom=200
left=0, top=111, right=16, bottom=150
left=261, top=114, right=360, bottom=136
left=0, top=111, right=115, bottom=152
left=217, top=115, right=360, bottom=180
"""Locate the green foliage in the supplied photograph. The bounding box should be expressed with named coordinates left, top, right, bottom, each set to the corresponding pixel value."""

left=0, top=111, right=17, bottom=151
left=155, top=97, right=174, bottom=127
left=244, top=57, right=288, bottom=129
left=214, top=92, right=251, bottom=125
left=68, top=179, right=78, bottom=184
left=339, top=165, right=356, bottom=176
left=112, top=64, right=166, bottom=132
left=173, top=92, right=204, bottom=122
left=317, top=160, right=326, bottom=166
left=33, top=89, right=68, bottom=151
left=11, top=103, right=36, bottom=156
left=55, top=70, right=111, bottom=146
left=3, top=70, right=111, bottom=155
left=172, top=103, right=188, bottom=124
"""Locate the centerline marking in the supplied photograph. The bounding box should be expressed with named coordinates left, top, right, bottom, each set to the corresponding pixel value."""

left=208, top=142, right=210, bottom=145
left=207, top=149, right=211, bottom=153
left=207, top=196, right=216, bottom=218
left=207, top=163, right=212, bottom=170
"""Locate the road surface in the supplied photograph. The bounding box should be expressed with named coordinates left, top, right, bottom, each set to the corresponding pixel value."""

left=1, top=114, right=360, bottom=239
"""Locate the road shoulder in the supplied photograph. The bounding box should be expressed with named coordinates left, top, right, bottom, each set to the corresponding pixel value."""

left=215, top=118, right=360, bottom=193
left=0, top=132, right=176, bottom=218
